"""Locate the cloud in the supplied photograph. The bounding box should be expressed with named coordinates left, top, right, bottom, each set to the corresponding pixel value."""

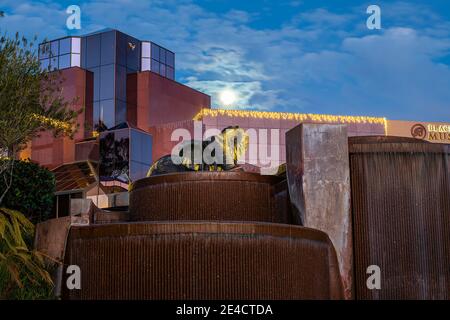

left=0, top=0, right=449, bottom=121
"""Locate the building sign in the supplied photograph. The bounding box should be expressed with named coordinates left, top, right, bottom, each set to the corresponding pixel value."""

left=411, top=123, right=450, bottom=142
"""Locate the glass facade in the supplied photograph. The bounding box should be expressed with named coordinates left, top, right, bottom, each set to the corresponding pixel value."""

left=141, top=41, right=175, bottom=80
left=99, top=126, right=152, bottom=183
left=80, top=30, right=141, bottom=131
left=40, top=29, right=176, bottom=129
left=39, top=37, right=81, bottom=71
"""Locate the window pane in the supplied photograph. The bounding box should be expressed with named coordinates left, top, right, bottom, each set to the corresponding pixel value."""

left=39, top=43, right=50, bottom=59
left=99, top=99, right=115, bottom=129
left=116, top=31, right=127, bottom=67
left=90, top=67, right=100, bottom=101
left=100, top=64, right=115, bottom=100
left=71, top=53, right=81, bottom=67
left=166, top=66, right=174, bottom=80
left=116, top=65, right=127, bottom=101
left=141, top=58, right=150, bottom=71
left=166, top=51, right=175, bottom=67
left=50, top=56, right=59, bottom=70
left=80, top=37, right=87, bottom=68
left=101, top=31, right=116, bottom=65
left=159, top=63, right=166, bottom=77
left=142, top=42, right=150, bottom=58
left=115, top=100, right=127, bottom=125
left=159, top=47, right=166, bottom=64
left=60, top=38, right=71, bottom=55
left=151, top=43, right=160, bottom=61
left=50, top=41, right=59, bottom=57
left=71, top=37, right=81, bottom=53
left=40, top=58, right=50, bottom=71
left=126, top=35, right=140, bottom=71
left=130, top=130, right=142, bottom=162
left=59, top=54, right=71, bottom=69
left=151, top=59, right=159, bottom=74
left=93, top=101, right=100, bottom=128
left=86, top=35, right=101, bottom=68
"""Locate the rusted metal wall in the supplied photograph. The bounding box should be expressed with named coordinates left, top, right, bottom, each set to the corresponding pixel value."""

left=349, top=136, right=450, bottom=299
left=129, top=172, right=289, bottom=223
left=62, top=222, right=343, bottom=300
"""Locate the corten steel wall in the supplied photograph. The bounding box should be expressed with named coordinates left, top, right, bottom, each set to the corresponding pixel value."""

left=349, top=136, right=450, bottom=299
left=62, top=222, right=343, bottom=300
left=129, top=172, right=292, bottom=223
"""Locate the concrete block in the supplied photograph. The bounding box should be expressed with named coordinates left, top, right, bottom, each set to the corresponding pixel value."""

left=286, top=123, right=353, bottom=299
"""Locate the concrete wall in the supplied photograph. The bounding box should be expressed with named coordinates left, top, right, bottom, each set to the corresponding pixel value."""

left=286, top=123, right=353, bottom=299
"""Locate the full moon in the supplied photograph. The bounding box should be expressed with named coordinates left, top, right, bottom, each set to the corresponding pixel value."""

left=219, top=89, right=237, bottom=106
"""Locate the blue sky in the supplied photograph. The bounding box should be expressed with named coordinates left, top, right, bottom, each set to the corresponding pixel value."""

left=1, top=0, right=450, bottom=121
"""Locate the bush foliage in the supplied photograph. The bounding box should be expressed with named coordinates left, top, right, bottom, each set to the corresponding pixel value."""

left=0, top=207, right=54, bottom=299
left=0, top=159, right=55, bottom=223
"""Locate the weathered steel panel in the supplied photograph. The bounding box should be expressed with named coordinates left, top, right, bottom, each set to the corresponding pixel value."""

left=349, top=136, right=450, bottom=299
left=62, top=222, right=343, bottom=300
left=129, top=172, right=288, bottom=223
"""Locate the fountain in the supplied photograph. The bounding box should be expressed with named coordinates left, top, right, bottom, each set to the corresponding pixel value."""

left=61, top=171, right=344, bottom=299
left=349, top=136, right=450, bottom=299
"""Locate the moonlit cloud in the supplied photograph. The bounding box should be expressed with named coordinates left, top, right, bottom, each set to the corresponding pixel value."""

left=0, top=0, right=449, bottom=121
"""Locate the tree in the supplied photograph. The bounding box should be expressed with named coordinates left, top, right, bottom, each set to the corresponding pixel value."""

left=0, top=207, right=53, bottom=299
left=0, top=32, right=80, bottom=205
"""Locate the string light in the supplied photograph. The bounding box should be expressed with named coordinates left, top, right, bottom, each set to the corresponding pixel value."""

left=194, top=108, right=387, bottom=128
left=31, top=114, right=72, bottom=132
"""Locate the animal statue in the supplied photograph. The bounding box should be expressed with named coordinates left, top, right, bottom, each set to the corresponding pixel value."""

left=147, top=126, right=249, bottom=176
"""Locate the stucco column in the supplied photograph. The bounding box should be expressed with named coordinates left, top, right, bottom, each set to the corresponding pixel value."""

left=286, top=123, right=353, bottom=299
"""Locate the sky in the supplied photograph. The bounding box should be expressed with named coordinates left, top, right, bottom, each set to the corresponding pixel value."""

left=1, top=0, right=449, bottom=122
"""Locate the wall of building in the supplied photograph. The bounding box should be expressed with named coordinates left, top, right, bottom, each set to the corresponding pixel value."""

left=199, top=111, right=386, bottom=168
left=130, top=71, right=211, bottom=130
left=30, top=67, right=93, bottom=168
left=387, top=120, right=450, bottom=143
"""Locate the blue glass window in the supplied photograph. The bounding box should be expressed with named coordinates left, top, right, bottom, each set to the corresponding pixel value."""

left=59, top=54, right=71, bottom=69
left=167, top=66, right=174, bottom=80
left=50, top=41, right=59, bottom=57
left=166, top=51, right=175, bottom=68
left=100, top=64, right=115, bottom=100
left=59, top=38, right=71, bottom=55
left=151, top=43, right=160, bottom=61
left=101, top=31, right=116, bottom=65
left=86, top=35, right=101, bottom=68
left=151, top=59, right=159, bottom=73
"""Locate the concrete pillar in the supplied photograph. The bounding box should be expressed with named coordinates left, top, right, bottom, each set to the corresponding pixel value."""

left=286, top=123, right=353, bottom=299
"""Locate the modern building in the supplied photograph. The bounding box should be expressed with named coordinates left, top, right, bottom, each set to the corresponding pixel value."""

left=24, top=29, right=450, bottom=217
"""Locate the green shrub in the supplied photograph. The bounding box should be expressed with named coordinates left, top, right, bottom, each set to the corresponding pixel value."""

left=0, top=207, right=54, bottom=300
left=0, top=265, right=55, bottom=300
left=0, top=159, right=55, bottom=223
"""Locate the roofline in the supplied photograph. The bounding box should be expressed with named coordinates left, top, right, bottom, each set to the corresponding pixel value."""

left=193, top=108, right=387, bottom=125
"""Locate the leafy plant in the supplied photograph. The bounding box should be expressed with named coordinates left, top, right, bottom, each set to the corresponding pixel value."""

left=0, top=207, right=54, bottom=299
left=0, top=159, right=55, bottom=223
left=0, top=32, right=80, bottom=205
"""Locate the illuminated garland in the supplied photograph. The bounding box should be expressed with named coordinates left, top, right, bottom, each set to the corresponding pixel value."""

left=31, top=114, right=72, bottom=132
left=193, top=108, right=387, bottom=126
